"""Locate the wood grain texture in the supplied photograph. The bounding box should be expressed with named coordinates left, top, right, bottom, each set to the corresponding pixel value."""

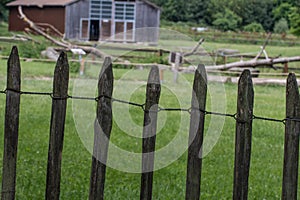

left=233, top=70, right=254, bottom=200
left=89, top=57, right=113, bottom=200
left=185, top=64, right=207, bottom=200
left=140, top=66, right=161, bottom=200
left=282, top=73, right=300, bottom=200
left=1, top=46, right=21, bottom=200
left=45, top=52, right=69, bottom=200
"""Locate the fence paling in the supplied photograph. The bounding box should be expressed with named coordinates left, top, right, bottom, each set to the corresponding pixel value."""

left=1, top=46, right=21, bottom=200
left=140, top=66, right=161, bottom=200
left=185, top=64, right=207, bottom=200
left=282, top=73, right=300, bottom=200
left=233, top=70, right=254, bottom=200
left=45, top=52, right=69, bottom=200
left=89, top=57, right=114, bottom=200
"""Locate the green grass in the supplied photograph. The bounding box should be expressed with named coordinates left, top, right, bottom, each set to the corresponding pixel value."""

left=0, top=58, right=297, bottom=199
left=0, top=22, right=299, bottom=198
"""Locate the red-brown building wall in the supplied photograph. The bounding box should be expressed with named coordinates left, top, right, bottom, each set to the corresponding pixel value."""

left=8, top=6, right=66, bottom=34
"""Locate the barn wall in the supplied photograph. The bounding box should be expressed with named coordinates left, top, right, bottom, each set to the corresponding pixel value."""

left=135, top=0, right=160, bottom=43
left=8, top=6, right=66, bottom=34
left=65, top=0, right=89, bottom=39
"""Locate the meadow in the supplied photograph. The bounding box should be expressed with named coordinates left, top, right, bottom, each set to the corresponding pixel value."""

left=0, top=20, right=300, bottom=198
left=0, top=54, right=297, bottom=199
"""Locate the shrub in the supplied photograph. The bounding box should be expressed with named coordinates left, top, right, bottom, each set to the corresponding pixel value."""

left=243, top=22, right=265, bottom=33
left=69, top=61, right=80, bottom=73
left=273, top=18, right=289, bottom=34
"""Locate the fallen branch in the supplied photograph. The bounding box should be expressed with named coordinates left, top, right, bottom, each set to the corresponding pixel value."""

left=183, top=38, right=205, bottom=57
left=254, top=32, right=272, bottom=60
left=18, top=6, right=108, bottom=58
left=206, top=56, right=300, bottom=70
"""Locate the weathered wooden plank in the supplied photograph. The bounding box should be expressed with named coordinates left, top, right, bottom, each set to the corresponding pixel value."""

left=282, top=73, right=300, bottom=200
left=1, top=46, right=21, bottom=200
left=45, top=52, right=69, bottom=200
left=140, top=66, right=161, bottom=200
left=185, top=64, right=207, bottom=200
left=233, top=70, right=254, bottom=200
left=89, top=57, right=113, bottom=200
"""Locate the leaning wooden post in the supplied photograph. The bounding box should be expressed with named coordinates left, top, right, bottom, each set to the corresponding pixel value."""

left=140, top=66, right=161, bottom=200
left=185, top=64, right=207, bottom=200
left=45, top=52, right=69, bottom=200
left=282, top=73, right=300, bottom=200
left=1, top=46, right=21, bottom=200
left=89, top=57, right=113, bottom=200
left=233, top=70, right=254, bottom=200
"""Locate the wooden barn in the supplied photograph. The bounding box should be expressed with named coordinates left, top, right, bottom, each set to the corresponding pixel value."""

left=7, top=0, right=161, bottom=43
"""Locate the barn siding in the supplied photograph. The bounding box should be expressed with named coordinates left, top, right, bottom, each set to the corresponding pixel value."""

left=65, top=0, right=89, bottom=39
left=135, top=0, right=160, bottom=43
left=8, top=6, right=66, bottom=34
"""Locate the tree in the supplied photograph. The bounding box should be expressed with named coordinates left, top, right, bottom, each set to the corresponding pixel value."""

left=186, top=0, right=210, bottom=24
left=289, top=6, right=300, bottom=36
left=272, top=2, right=292, bottom=28
left=0, top=0, right=12, bottom=22
left=212, top=8, right=242, bottom=31
left=229, top=0, right=275, bottom=31
left=163, top=0, right=189, bottom=22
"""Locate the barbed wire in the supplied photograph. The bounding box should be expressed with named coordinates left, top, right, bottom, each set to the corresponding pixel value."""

left=0, top=88, right=298, bottom=125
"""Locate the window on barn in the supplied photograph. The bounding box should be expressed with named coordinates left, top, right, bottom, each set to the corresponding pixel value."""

left=90, top=0, right=112, bottom=19
left=115, top=2, right=135, bottom=21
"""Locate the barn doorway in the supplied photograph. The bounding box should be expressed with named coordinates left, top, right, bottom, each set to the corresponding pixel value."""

left=90, top=20, right=100, bottom=41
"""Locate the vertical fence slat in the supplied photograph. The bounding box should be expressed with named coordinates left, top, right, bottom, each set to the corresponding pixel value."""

left=140, top=66, right=161, bottom=200
left=233, top=70, right=254, bottom=200
left=89, top=57, right=113, bottom=200
left=282, top=73, right=300, bottom=200
left=1, top=46, right=21, bottom=200
left=45, top=52, right=69, bottom=200
left=185, top=64, right=207, bottom=200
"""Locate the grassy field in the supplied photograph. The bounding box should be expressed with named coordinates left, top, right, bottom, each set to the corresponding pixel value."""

left=0, top=21, right=299, bottom=198
left=0, top=56, right=297, bottom=199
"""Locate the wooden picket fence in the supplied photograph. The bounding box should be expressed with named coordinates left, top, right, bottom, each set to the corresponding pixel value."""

left=1, top=46, right=299, bottom=200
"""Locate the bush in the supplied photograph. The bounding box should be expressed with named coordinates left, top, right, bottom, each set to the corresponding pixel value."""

left=69, top=61, right=80, bottom=73
left=243, top=22, right=265, bottom=33
left=273, top=18, right=289, bottom=34
left=212, top=8, right=242, bottom=31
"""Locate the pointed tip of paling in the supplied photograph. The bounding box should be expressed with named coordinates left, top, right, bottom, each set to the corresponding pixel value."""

left=286, top=73, right=299, bottom=98
left=287, top=73, right=297, bottom=86
left=55, top=51, right=69, bottom=73
left=11, top=46, right=19, bottom=55
left=7, top=46, right=21, bottom=90
left=8, top=46, right=20, bottom=65
left=148, top=65, right=160, bottom=85
left=238, top=69, right=252, bottom=85
left=99, top=56, right=113, bottom=81
left=195, top=64, right=207, bottom=83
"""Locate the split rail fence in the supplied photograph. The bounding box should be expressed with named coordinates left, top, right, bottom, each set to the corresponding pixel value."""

left=0, top=46, right=299, bottom=200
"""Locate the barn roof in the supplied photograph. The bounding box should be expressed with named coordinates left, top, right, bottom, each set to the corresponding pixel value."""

left=6, top=0, right=80, bottom=7
left=7, top=0, right=161, bottom=10
left=139, top=0, right=161, bottom=10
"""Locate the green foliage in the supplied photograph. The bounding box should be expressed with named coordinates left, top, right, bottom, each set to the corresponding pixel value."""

left=69, top=61, right=80, bottom=73
left=17, top=42, right=47, bottom=58
left=212, top=8, right=242, bottom=31
left=272, top=2, right=292, bottom=24
left=163, top=0, right=188, bottom=22
left=273, top=18, right=289, bottom=34
left=289, top=7, right=300, bottom=36
left=0, top=0, right=12, bottom=22
left=243, top=22, right=265, bottom=33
